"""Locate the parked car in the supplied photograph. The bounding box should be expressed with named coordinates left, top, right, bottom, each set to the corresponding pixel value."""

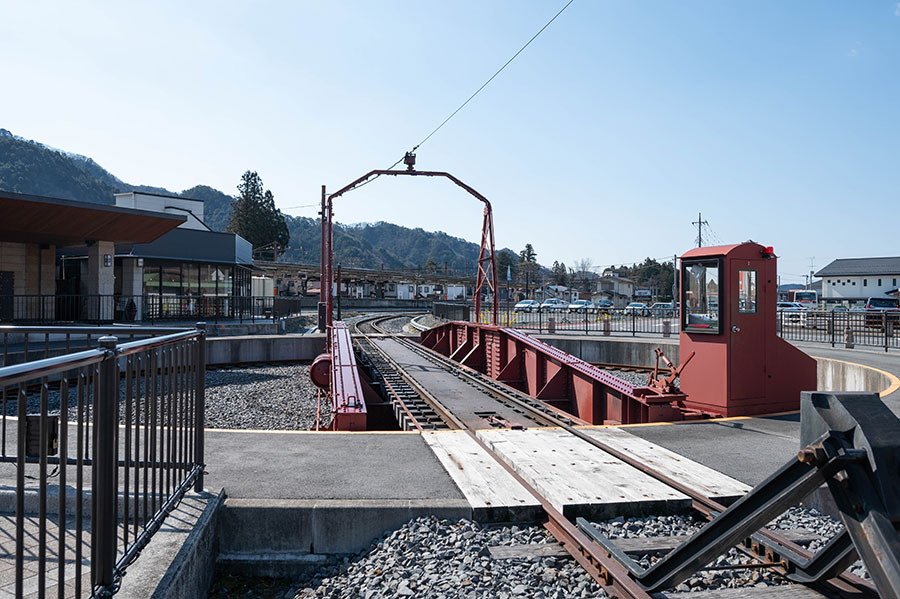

left=568, top=299, right=594, bottom=313
left=777, top=301, right=806, bottom=322
left=624, top=302, right=650, bottom=317
left=864, top=296, right=900, bottom=327
left=649, top=302, right=675, bottom=317
left=513, top=299, right=539, bottom=313
left=829, top=304, right=848, bottom=312
left=595, top=299, right=614, bottom=312
left=865, top=297, right=900, bottom=312
left=540, top=298, right=568, bottom=312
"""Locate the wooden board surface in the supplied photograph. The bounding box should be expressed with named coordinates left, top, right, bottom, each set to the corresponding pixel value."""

left=477, top=428, right=690, bottom=519
left=422, top=431, right=542, bottom=522
left=581, top=427, right=751, bottom=502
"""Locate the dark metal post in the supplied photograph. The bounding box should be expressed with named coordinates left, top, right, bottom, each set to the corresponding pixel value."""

left=632, top=311, right=636, bottom=337
left=318, top=185, right=327, bottom=332
left=584, top=306, right=589, bottom=335
left=95, top=336, right=118, bottom=589
left=885, top=312, right=889, bottom=353
left=539, top=307, right=543, bottom=334
left=194, top=323, right=207, bottom=492
left=337, top=264, right=342, bottom=321
left=831, top=311, right=835, bottom=348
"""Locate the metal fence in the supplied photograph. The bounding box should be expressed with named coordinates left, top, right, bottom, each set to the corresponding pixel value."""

left=776, top=310, right=900, bottom=351
left=0, top=324, right=207, bottom=597
left=1, top=294, right=307, bottom=325
left=481, top=307, right=680, bottom=337
left=473, top=307, right=899, bottom=351
left=432, top=301, right=471, bottom=322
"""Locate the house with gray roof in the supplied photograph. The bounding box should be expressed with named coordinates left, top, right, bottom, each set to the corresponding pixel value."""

left=815, top=257, right=900, bottom=301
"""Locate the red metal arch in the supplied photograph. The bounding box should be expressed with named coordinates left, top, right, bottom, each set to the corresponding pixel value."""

left=320, top=165, right=499, bottom=333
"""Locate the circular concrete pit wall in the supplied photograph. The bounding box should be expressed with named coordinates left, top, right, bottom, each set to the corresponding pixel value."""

left=814, top=357, right=899, bottom=398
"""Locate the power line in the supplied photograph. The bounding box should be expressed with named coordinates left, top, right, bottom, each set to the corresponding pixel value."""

left=410, top=0, right=577, bottom=154
left=332, top=1, right=576, bottom=198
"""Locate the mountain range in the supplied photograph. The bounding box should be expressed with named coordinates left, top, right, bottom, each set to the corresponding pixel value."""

left=0, top=128, right=510, bottom=271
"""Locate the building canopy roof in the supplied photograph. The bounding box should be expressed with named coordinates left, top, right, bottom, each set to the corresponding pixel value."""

left=815, top=257, right=900, bottom=278
left=0, top=191, right=185, bottom=247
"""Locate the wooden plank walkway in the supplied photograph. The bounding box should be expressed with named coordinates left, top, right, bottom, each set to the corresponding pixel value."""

left=476, top=428, right=690, bottom=519
left=580, top=427, right=751, bottom=502
left=421, top=431, right=542, bottom=522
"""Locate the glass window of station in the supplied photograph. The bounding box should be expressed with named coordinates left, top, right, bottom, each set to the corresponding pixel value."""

left=129, top=261, right=252, bottom=299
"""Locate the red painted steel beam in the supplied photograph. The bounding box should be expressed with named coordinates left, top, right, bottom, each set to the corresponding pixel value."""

left=330, top=321, right=367, bottom=430
left=420, top=321, right=688, bottom=425
left=322, top=167, right=499, bottom=326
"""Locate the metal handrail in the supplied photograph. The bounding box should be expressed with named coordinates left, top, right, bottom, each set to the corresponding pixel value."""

left=0, top=325, right=191, bottom=335
left=116, top=329, right=202, bottom=356
left=0, top=347, right=106, bottom=386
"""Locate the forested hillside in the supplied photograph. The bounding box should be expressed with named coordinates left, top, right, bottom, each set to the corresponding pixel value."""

left=0, top=128, right=497, bottom=270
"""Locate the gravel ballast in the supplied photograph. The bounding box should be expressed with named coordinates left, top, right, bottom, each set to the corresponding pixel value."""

left=205, top=363, right=326, bottom=430
left=587, top=506, right=869, bottom=592
left=12, top=362, right=325, bottom=431
left=290, top=517, right=606, bottom=599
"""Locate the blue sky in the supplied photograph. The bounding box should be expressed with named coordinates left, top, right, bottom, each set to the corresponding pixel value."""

left=1, top=1, right=898, bottom=282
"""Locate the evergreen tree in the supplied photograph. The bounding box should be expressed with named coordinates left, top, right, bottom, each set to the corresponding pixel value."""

left=228, top=171, right=289, bottom=253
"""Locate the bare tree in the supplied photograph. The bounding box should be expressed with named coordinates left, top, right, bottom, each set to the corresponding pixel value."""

left=573, top=258, right=595, bottom=293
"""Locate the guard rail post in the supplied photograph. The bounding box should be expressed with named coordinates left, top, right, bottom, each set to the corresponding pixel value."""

left=538, top=308, right=543, bottom=334
left=194, top=322, right=207, bottom=492
left=631, top=311, right=636, bottom=337
left=885, top=313, right=889, bottom=353
left=584, top=308, right=588, bottom=335
left=94, top=336, right=118, bottom=589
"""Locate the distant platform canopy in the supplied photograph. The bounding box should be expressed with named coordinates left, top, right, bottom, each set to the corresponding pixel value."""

left=0, top=190, right=186, bottom=247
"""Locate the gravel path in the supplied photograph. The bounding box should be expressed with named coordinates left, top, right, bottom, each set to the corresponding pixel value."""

left=10, top=363, right=325, bottom=431
left=291, top=517, right=606, bottom=599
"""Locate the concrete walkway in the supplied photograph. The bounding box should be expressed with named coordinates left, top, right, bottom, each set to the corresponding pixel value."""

left=204, top=430, right=464, bottom=501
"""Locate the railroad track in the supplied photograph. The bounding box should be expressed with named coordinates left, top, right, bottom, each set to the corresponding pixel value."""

left=347, top=314, right=878, bottom=599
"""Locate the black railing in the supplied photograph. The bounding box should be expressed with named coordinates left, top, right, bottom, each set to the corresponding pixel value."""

left=777, top=309, right=900, bottom=351
left=0, top=294, right=308, bottom=325
left=486, top=307, right=680, bottom=338
left=0, top=324, right=207, bottom=597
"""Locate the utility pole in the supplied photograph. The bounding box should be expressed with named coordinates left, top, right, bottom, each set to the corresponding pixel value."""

left=692, top=212, right=709, bottom=248
left=807, top=257, right=815, bottom=290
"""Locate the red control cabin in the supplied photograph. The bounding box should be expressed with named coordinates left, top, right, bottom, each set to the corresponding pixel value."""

left=679, top=242, right=817, bottom=417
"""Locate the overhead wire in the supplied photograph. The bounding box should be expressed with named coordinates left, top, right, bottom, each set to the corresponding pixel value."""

left=410, top=0, right=576, bottom=155
left=333, top=0, right=577, bottom=198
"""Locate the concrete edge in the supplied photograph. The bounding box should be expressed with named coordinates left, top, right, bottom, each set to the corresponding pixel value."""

left=117, top=488, right=225, bottom=599
left=217, top=497, right=473, bottom=577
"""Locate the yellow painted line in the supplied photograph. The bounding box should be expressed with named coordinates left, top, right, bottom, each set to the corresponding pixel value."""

left=811, top=355, right=900, bottom=398
left=576, top=410, right=802, bottom=429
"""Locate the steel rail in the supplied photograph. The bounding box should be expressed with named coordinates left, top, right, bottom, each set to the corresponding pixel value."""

left=360, top=319, right=876, bottom=598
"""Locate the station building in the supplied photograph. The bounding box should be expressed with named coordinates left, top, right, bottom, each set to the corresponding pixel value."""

left=0, top=190, right=185, bottom=322
left=58, top=192, right=254, bottom=321
left=815, top=257, right=900, bottom=303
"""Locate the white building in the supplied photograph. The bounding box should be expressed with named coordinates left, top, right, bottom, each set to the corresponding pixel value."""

left=816, top=257, right=900, bottom=302
left=114, top=192, right=210, bottom=231
left=595, top=274, right=635, bottom=307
